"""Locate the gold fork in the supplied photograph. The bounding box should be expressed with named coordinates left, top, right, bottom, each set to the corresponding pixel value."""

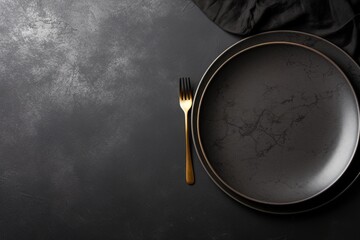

left=179, top=77, right=195, bottom=185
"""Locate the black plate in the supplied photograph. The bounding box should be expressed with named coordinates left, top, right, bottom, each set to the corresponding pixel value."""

left=191, top=31, right=360, bottom=214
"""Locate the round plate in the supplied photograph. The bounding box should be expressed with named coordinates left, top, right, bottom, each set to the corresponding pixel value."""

left=192, top=31, right=360, bottom=214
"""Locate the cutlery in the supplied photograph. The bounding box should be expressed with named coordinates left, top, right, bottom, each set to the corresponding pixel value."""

left=179, top=77, right=195, bottom=185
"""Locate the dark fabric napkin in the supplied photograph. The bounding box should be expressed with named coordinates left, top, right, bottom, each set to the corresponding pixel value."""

left=193, top=0, right=360, bottom=63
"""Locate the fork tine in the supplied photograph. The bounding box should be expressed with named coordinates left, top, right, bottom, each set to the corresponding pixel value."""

left=179, top=77, right=183, bottom=100
left=183, top=77, right=186, bottom=99
left=185, top=77, right=189, bottom=100
left=183, top=77, right=187, bottom=100
left=187, top=77, right=191, bottom=99
left=183, top=77, right=186, bottom=100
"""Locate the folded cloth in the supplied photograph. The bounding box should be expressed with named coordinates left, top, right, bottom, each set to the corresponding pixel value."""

left=193, top=0, right=360, bottom=63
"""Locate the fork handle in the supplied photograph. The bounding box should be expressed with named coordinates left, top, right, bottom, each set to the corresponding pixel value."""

left=184, top=112, right=195, bottom=185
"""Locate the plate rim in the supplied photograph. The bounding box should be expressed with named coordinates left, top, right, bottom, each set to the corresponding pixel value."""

left=191, top=31, right=360, bottom=213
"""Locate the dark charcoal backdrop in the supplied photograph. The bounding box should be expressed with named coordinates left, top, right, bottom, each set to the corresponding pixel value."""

left=0, top=0, right=360, bottom=239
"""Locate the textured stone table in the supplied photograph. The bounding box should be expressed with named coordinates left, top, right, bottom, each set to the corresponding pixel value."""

left=0, top=0, right=360, bottom=239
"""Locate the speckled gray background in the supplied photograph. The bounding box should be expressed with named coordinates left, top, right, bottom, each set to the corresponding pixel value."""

left=1, top=0, right=360, bottom=239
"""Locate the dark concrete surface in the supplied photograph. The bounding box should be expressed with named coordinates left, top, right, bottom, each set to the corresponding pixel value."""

left=0, top=0, right=360, bottom=239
